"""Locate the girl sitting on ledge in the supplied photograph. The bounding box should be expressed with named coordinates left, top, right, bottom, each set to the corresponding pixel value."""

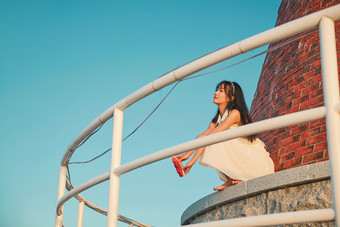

left=172, top=81, right=274, bottom=191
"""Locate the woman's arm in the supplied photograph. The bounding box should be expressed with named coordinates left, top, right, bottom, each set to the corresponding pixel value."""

left=182, top=110, right=242, bottom=173
left=175, top=122, right=216, bottom=161
left=176, top=110, right=240, bottom=163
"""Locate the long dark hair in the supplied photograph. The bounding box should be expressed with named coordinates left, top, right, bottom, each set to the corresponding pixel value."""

left=212, top=81, right=256, bottom=142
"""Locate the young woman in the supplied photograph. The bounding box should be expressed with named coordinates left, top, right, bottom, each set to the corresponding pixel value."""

left=172, top=81, right=274, bottom=191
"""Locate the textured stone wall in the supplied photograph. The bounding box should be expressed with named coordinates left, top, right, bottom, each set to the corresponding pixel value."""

left=188, top=180, right=333, bottom=226
left=181, top=162, right=333, bottom=226
left=250, top=0, right=340, bottom=172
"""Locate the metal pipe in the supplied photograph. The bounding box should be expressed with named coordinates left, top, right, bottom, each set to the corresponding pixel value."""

left=57, top=106, right=325, bottom=208
left=66, top=179, right=108, bottom=216
left=65, top=181, right=151, bottom=227
left=107, top=108, right=124, bottom=227
left=56, top=107, right=325, bottom=216
left=55, top=165, right=67, bottom=227
left=114, top=107, right=326, bottom=176
left=57, top=172, right=110, bottom=215
left=62, top=118, right=103, bottom=165
left=319, top=16, right=340, bottom=227
left=77, top=201, right=85, bottom=227
left=240, top=4, right=340, bottom=53
left=59, top=176, right=151, bottom=226
left=60, top=4, right=340, bottom=167
left=183, top=208, right=334, bottom=227
left=335, top=102, right=340, bottom=113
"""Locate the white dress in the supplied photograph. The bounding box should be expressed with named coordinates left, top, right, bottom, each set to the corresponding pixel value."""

left=199, top=111, right=274, bottom=182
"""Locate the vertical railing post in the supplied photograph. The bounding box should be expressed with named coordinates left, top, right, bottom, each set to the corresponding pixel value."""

left=77, top=201, right=85, bottom=227
left=319, top=16, right=340, bottom=226
left=107, top=108, right=124, bottom=227
left=55, top=165, right=67, bottom=227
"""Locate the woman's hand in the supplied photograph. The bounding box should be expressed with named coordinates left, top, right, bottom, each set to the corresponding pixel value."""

left=183, top=162, right=194, bottom=175
left=175, top=152, right=191, bottom=162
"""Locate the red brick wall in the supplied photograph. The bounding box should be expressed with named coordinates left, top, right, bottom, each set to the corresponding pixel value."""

left=250, top=0, right=340, bottom=172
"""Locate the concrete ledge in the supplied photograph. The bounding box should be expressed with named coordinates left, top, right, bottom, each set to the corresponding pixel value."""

left=181, top=161, right=332, bottom=225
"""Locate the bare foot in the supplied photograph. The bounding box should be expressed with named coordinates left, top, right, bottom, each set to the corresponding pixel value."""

left=231, top=180, right=243, bottom=185
left=213, top=180, right=243, bottom=191
left=213, top=181, right=232, bottom=191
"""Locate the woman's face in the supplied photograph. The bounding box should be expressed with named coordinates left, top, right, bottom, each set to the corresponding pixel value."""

left=213, top=83, right=229, bottom=105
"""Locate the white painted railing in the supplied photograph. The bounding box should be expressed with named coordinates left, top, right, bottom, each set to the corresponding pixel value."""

left=55, top=4, right=340, bottom=227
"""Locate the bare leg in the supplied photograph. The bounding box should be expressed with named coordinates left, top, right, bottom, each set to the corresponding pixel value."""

left=182, top=146, right=207, bottom=175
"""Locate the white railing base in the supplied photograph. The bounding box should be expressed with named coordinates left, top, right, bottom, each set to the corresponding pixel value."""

left=183, top=209, right=335, bottom=227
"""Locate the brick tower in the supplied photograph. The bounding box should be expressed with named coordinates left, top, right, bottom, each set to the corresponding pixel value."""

left=250, top=0, right=340, bottom=172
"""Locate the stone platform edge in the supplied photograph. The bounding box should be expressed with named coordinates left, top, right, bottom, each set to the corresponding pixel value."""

left=181, top=161, right=331, bottom=225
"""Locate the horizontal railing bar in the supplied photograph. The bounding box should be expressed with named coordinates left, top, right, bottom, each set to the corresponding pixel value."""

left=183, top=208, right=335, bottom=227
left=60, top=4, right=340, bottom=166
left=58, top=107, right=325, bottom=217
left=57, top=172, right=109, bottom=215
left=72, top=194, right=107, bottom=216
left=114, top=107, right=326, bottom=176
left=66, top=181, right=107, bottom=215
left=117, top=216, right=151, bottom=227
left=65, top=182, right=150, bottom=227
left=58, top=176, right=151, bottom=227
left=74, top=198, right=149, bottom=227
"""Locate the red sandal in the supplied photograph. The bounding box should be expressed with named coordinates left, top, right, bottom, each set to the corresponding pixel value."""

left=172, top=156, right=185, bottom=177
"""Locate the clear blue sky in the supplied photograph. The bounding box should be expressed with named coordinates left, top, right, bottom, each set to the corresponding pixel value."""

left=0, top=1, right=281, bottom=226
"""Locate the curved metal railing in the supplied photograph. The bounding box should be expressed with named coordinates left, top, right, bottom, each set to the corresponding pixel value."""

left=56, top=4, right=340, bottom=227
